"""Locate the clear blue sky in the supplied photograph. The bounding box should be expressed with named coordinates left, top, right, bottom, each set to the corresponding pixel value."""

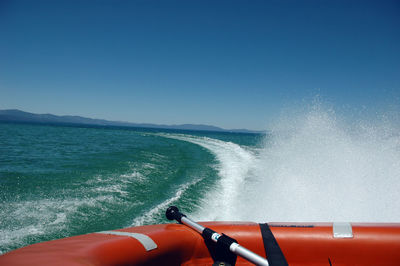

left=1, top=0, right=399, bottom=130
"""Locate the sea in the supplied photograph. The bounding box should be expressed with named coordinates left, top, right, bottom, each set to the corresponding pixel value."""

left=1, top=106, right=400, bottom=254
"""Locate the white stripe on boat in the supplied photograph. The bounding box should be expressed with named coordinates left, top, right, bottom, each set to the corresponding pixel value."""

left=97, top=231, right=157, bottom=251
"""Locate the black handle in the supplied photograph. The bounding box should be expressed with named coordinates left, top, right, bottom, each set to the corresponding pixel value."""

left=165, top=206, right=186, bottom=223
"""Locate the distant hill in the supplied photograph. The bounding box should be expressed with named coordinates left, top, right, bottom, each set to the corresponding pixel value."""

left=0, top=109, right=262, bottom=133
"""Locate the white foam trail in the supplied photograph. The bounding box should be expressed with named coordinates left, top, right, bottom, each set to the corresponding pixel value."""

left=0, top=165, right=146, bottom=254
left=0, top=196, right=113, bottom=254
left=131, top=178, right=202, bottom=226
left=161, top=134, right=257, bottom=220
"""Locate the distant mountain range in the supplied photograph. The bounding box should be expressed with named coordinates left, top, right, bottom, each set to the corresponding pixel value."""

left=0, top=109, right=262, bottom=133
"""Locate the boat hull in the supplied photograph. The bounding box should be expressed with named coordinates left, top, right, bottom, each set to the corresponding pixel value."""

left=1, top=222, right=400, bottom=265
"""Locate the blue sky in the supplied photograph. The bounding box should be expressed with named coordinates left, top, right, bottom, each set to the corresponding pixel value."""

left=1, top=0, right=399, bottom=130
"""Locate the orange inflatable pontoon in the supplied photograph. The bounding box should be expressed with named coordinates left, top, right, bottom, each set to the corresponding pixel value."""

left=1, top=208, right=400, bottom=265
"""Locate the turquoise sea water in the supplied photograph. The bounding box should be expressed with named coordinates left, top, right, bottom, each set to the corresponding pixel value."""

left=0, top=122, right=262, bottom=254
left=1, top=108, right=400, bottom=254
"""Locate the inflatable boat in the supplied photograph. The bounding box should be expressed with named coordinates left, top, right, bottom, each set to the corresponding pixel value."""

left=1, top=206, right=400, bottom=265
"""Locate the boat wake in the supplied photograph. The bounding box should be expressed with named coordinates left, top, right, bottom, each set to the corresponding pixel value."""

left=161, top=134, right=257, bottom=221
left=131, top=177, right=203, bottom=226
left=162, top=104, right=400, bottom=223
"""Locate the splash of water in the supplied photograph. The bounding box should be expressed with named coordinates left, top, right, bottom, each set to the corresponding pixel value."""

left=241, top=103, right=400, bottom=222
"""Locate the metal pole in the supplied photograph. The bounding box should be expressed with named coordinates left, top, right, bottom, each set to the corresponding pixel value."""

left=166, top=206, right=269, bottom=266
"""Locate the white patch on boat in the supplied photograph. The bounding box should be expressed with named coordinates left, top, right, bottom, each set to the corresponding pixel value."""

left=333, top=222, right=353, bottom=238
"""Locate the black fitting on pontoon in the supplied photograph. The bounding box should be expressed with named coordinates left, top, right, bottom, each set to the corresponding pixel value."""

left=202, top=227, right=216, bottom=239
left=165, top=206, right=186, bottom=223
left=205, top=233, right=238, bottom=266
left=217, top=234, right=238, bottom=249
